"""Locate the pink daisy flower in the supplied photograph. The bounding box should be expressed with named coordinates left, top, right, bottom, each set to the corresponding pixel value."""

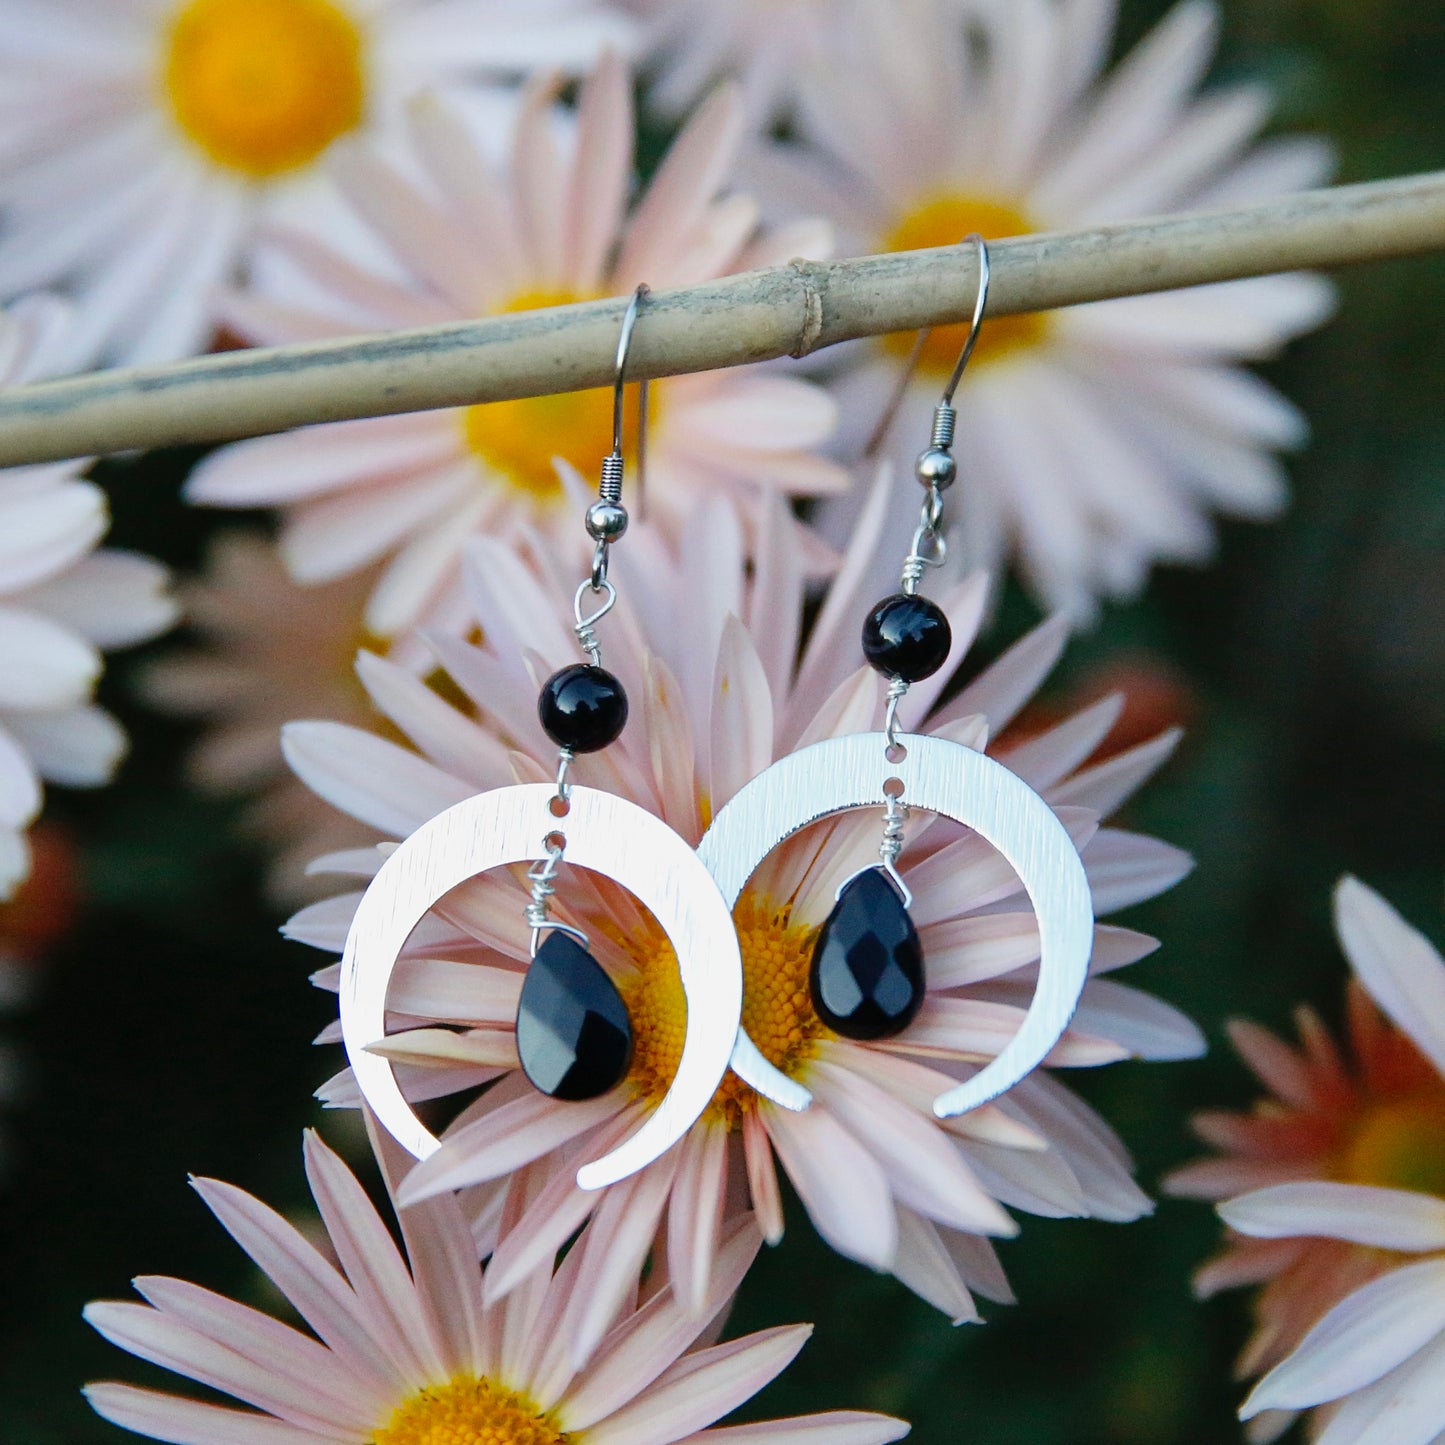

left=187, top=53, right=844, bottom=642
left=140, top=530, right=388, bottom=903
left=1167, top=877, right=1445, bottom=1444
left=751, top=0, right=1335, bottom=620
left=0, top=0, right=636, bottom=367
left=86, top=1124, right=909, bottom=1445
left=0, top=296, right=176, bottom=897
left=282, top=471, right=1199, bottom=1357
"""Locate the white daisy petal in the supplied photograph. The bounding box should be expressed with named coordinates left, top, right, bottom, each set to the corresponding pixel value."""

left=689, top=1414, right=911, bottom=1445
left=763, top=1103, right=898, bottom=1270
left=3, top=703, right=126, bottom=786
left=281, top=721, right=473, bottom=837
left=666, top=1122, right=729, bottom=1318
left=810, top=1060, right=1017, bottom=1237
left=354, top=649, right=511, bottom=789
left=398, top=1093, right=620, bottom=1203
left=0, top=478, right=106, bottom=592
left=1311, top=1329, right=1445, bottom=1445
left=890, top=1206, right=980, bottom=1325
left=1068, top=977, right=1206, bottom=1060
left=564, top=1153, right=682, bottom=1367
left=189, top=1176, right=405, bottom=1390
left=1334, top=876, right=1445, bottom=1076
left=1242, top=1258, right=1445, bottom=1416
left=85, top=1299, right=357, bottom=1427
left=586, top=1326, right=812, bottom=1445
left=1220, top=1184, right=1445, bottom=1253
left=1082, top=829, right=1194, bottom=914
left=284, top=893, right=363, bottom=953
left=0, top=603, right=100, bottom=710
left=83, top=1384, right=331, bottom=1445
left=18, top=550, right=177, bottom=648
left=132, top=1278, right=380, bottom=1429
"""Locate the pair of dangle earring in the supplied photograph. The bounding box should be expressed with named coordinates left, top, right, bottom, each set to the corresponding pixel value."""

left=702, top=236, right=1096, bottom=1119
left=341, top=287, right=749, bottom=1190
left=344, top=243, right=1097, bottom=1173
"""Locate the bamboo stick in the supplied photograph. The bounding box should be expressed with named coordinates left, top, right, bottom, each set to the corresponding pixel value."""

left=0, top=169, right=1443, bottom=467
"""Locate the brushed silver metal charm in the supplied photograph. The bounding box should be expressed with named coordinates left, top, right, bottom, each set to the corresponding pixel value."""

left=697, top=731, right=1093, bottom=1118
left=340, top=782, right=743, bottom=1191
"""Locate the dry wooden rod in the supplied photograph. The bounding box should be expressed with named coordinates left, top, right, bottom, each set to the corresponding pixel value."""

left=0, top=168, right=1443, bottom=467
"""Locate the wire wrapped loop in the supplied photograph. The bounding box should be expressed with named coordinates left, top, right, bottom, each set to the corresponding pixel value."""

left=573, top=578, right=617, bottom=666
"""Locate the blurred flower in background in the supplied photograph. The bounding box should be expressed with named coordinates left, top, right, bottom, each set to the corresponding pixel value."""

left=84, top=1126, right=910, bottom=1445
left=139, top=531, right=383, bottom=903
left=1168, top=877, right=1445, bottom=1443
left=280, top=481, right=1198, bottom=1345
left=0, top=0, right=636, bottom=368
left=0, top=297, right=176, bottom=899
left=629, top=0, right=842, bottom=124
left=185, top=55, right=842, bottom=643
left=756, top=0, right=1335, bottom=621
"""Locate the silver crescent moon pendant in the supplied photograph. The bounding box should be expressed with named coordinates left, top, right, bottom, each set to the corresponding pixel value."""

left=697, top=731, right=1094, bottom=1118
left=339, top=783, right=744, bottom=1191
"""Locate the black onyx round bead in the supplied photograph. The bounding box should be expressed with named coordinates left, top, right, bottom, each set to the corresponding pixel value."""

left=538, top=664, right=629, bottom=753
left=861, top=593, right=952, bottom=683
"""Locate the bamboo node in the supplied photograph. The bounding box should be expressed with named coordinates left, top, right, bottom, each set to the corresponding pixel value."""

left=788, top=257, right=827, bottom=358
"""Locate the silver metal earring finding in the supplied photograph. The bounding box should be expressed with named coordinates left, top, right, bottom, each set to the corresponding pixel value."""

left=340, top=285, right=747, bottom=1190
left=699, top=236, right=1094, bottom=1118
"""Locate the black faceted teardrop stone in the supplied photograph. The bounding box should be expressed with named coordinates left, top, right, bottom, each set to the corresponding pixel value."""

left=809, top=867, right=925, bottom=1040
left=516, top=932, right=633, bottom=1100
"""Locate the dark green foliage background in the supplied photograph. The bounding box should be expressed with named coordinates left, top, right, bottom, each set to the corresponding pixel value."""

left=1, top=2, right=1442, bottom=1440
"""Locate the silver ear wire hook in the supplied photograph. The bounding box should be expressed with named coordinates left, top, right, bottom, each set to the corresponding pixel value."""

left=610, top=284, right=650, bottom=464
left=900, top=233, right=990, bottom=595
left=586, top=284, right=651, bottom=591
left=864, top=233, right=990, bottom=461
left=940, top=233, right=990, bottom=408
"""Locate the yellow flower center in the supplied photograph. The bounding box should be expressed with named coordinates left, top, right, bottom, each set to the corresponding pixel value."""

left=1340, top=1095, right=1445, bottom=1198
left=461, top=291, right=652, bottom=508
left=621, top=892, right=825, bottom=1130
left=163, top=0, right=366, bottom=178
left=881, top=194, right=1049, bottom=373
left=372, top=1375, right=567, bottom=1445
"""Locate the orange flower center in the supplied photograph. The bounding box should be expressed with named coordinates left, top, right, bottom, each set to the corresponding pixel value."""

left=880, top=193, right=1049, bottom=373
left=372, top=1375, right=566, bottom=1445
left=1341, top=1095, right=1445, bottom=1197
left=461, top=291, right=653, bottom=508
left=163, top=0, right=366, bottom=178
left=620, top=892, right=825, bottom=1130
